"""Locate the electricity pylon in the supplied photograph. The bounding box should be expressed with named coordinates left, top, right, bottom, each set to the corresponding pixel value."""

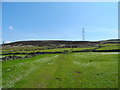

left=82, top=28, right=85, bottom=41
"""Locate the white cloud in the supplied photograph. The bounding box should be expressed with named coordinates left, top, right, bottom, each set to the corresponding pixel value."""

left=5, top=41, right=11, bottom=43
left=9, top=26, right=14, bottom=30
left=0, top=39, right=2, bottom=44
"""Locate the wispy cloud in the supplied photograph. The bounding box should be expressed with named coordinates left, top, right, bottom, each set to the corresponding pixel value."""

left=5, top=41, right=11, bottom=43
left=71, top=24, right=118, bottom=34
left=53, top=24, right=118, bottom=41
left=9, top=26, right=15, bottom=30
left=0, top=39, right=2, bottom=44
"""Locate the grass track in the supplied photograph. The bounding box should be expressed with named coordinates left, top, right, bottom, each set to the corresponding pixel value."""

left=2, top=52, right=118, bottom=88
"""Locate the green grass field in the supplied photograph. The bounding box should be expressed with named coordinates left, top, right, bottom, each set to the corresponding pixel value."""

left=2, top=43, right=119, bottom=55
left=2, top=52, right=118, bottom=88
left=0, top=61, right=2, bottom=88
left=2, top=47, right=95, bottom=54
left=97, top=44, right=119, bottom=50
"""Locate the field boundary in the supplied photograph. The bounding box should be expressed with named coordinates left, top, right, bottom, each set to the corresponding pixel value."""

left=1, top=49, right=120, bottom=61
left=1, top=49, right=120, bottom=55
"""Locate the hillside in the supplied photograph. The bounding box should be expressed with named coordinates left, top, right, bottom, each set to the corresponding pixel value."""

left=2, top=39, right=120, bottom=48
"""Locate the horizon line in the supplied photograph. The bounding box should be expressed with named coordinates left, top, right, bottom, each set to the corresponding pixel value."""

left=1, top=38, right=119, bottom=44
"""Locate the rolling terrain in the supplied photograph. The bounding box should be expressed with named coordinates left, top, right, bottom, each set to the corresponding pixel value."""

left=1, top=39, right=119, bottom=88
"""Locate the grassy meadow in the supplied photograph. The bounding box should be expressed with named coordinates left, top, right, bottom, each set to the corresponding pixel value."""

left=2, top=52, right=118, bottom=88
left=1, top=43, right=119, bottom=55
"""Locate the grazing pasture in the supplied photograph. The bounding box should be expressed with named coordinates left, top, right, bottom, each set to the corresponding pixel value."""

left=2, top=52, right=118, bottom=88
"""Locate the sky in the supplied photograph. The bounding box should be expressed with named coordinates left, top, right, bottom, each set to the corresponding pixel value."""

left=2, top=2, right=118, bottom=43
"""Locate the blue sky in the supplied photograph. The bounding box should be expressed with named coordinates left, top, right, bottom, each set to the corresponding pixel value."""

left=2, top=2, right=118, bottom=43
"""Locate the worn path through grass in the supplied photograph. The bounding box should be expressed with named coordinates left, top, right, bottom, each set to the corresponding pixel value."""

left=2, top=52, right=118, bottom=88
